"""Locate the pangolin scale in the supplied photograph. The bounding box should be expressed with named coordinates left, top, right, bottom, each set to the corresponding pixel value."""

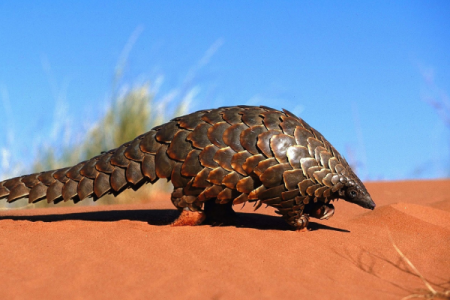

left=0, top=105, right=375, bottom=230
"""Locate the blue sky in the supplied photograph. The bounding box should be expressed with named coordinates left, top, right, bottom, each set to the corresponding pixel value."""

left=1, top=1, right=449, bottom=181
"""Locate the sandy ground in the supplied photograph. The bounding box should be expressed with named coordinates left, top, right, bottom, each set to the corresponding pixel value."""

left=0, top=180, right=449, bottom=300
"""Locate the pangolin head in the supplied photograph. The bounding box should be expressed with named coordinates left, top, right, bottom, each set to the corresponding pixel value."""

left=338, top=167, right=375, bottom=210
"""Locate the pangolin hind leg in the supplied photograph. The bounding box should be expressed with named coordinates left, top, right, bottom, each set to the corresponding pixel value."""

left=170, top=192, right=236, bottom=226
left=170, top=187, right=205, bottom=226
left=171, top=208, right=206, bottom=226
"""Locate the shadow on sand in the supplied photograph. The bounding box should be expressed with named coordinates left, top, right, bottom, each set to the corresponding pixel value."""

left=0, top=209, right=349, bottom=232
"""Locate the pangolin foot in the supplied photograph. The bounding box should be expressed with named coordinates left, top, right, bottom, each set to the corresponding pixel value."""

left=171, top=209, right=206, bottom=226
left=295, top=214, right=310, bottom=232
left=309, top=203, right=335, bottom=220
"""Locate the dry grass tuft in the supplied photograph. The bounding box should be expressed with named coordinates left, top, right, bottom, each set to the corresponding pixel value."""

left=389, top=237, right=450, bottom=300
left=0, top=37, right=221, bottom=209
left=28, top=82, right=189, bottom=208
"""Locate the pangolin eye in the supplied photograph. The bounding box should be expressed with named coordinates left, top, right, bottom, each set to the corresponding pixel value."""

left=349, top=190, right=357, bottom=198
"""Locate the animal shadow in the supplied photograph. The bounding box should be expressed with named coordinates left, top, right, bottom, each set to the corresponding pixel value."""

left=0, top=208, right=349, bottom=232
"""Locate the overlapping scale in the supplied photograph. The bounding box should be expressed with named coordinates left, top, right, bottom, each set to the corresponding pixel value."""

left=207, top=122, right=231, bottom=148
left=230, top=151, right=252, bottom=175
left=142, top=154, right=157, bottom=181
left=38, top=170, right=57, bottom=186
left=222, top=171, right=243, bottom=189
left=199, top=145, right=219, bottom=168
left=257, top=130, right=282, bottom=157
left=261, top=111, right=282, bottom=130
left=213, top=147, right=235, bottom=171
left=286, top=145, right=310, bottom=169
left=21, top=174, right=40, bottom=188
left=54, top=167, right=71, bottom=183
left=77, top=177, right=94, bottom=200
left=253, top=157, right=278, bottom=176
left=29, top=183, right=47, bottom=203
left=126, top=160, right=144, bottom=185
left=187, top=123, right=212, bottom=149
left=155, top=121, right=178, bottom=143
left=221, top=107, right=244, bottom=124
left=47, top=180, right=64, bottom=203
left=110, top=167, right=127, bottom=192
left=294, top=126, right=314, bottom=146
left=176, top=110, right=207, bottom=130
left=217, top=187, right=237, bottom=204
left=307, top=137, right=324, bottom=157
left=2, top=177, right=21, bottom=190
left=140, top=131, right=161, bottom=154
left=270, top=134, right=295, bottom=163
left=260, top=163, right=293, bottom=188
left=94, top=172, right=111, bottom=198
left=283, top=169, right=305, bottom=190
left=240, top=125, right=267, bottom=154
left=207, top=167, right=229, bottom=185
left=110, top=144, right=130, bottom=168
left=96, top=153, right=115, bottom=173
left=280, top=115, right=302, bottom=135
left=242, top=154, right=265, bottom=174
left=124, top=138, right=145, bottom=161
left=171, top=163, right=190, bottom=189
left=7, top=182, right=30, bottom=202
left=167, top=130, right=192, bottom=161
left=181, top=150, right=202, bottom=177
left=240, top=108, right=264, bottom=126
left=155, top=145, right=176, bottom=178
left=192, top=168, right=212, bottom=188
left=223, top=123, right=248, bottom=152
left=201, top=109, right=224, bottom=124
left=232, top=193, right=248, bottom=205
left=80, top=158, right=99, bottom=179
left=236, top=177, right=255, bottom=194
left=62, top=179, right=78, bottom=201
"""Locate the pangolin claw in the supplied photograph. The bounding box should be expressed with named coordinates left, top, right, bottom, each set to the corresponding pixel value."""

left=296, top=214, right=310, bottom=232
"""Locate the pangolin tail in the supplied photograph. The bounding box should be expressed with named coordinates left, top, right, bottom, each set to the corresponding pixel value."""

left=0, top=129, right=166, bottom=204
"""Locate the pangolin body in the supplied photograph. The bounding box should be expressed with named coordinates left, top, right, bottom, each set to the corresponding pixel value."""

left=0, top=106, right=375, bottom=230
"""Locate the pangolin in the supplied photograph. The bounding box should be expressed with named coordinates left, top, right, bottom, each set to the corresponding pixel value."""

left=0, top=106, right=375, bottom=230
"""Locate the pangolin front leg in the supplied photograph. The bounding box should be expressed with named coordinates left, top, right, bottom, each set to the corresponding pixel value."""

left=309, top=203, right=335, bottom=220
left=0, top=105, right=375, bottom=230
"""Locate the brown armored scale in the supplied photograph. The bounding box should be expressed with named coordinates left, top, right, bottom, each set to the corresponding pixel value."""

left=0, top=106, right=375, bottom=230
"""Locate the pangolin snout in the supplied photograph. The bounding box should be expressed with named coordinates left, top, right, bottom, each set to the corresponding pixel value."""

left=365, top=197, right=376, bottom=210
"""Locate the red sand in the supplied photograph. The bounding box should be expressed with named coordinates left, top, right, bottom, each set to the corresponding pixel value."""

left=0, top=180, right=449, bottom=299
